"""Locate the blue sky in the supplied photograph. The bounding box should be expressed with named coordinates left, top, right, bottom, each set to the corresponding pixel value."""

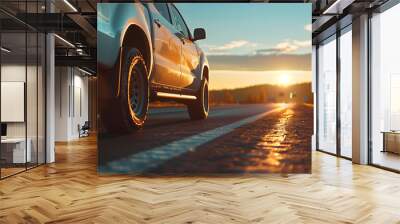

left=175, top=3, right=312, bottom=56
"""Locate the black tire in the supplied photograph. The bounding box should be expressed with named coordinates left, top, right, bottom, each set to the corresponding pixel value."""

left=119, top=48, right=149, bottom=130
left=187, top=78, right=209, bottom=120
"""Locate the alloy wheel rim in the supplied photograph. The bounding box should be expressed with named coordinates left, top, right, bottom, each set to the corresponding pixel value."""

left=203, top=83, right=209, bottom=112
left=129, top=66, right=145, bottom=119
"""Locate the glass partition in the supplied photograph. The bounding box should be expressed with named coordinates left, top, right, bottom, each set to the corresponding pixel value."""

left=339, top=27, right=352, bottom=158
left=317, top=35, right=337, bottom=154
left=370, top=4, right=400, bottom=171
left=1, top=31, right=28, bottom=177
left=0, top=1, right=46, bottom=179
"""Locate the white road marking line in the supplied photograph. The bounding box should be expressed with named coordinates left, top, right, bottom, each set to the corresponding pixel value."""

left=99, top=106, right=284, bottom=174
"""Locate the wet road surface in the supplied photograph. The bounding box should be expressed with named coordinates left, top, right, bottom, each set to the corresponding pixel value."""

left=98, top=103, right=313, bottom=174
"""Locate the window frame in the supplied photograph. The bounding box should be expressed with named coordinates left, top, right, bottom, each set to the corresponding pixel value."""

left=153, top=3, right=172, bottom=24
left=168, top=4, right=192, bottom=40
left=315, top=23, right=353, bottom=161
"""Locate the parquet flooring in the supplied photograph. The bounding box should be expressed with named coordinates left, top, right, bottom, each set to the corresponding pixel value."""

left=1, top=136, right=400, bottom=223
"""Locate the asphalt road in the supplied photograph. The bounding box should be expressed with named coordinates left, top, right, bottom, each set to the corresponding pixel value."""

left=98, top=103, right=313, bottom=174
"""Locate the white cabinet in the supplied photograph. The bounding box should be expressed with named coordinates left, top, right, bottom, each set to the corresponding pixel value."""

left=1, top=138, right=31, bottom=163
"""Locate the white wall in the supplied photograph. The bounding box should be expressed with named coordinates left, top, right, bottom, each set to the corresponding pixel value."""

left=55, top=67, right=89, bottom=141
left=71, top=73, right=89, bottom=138
left=55, top=67, right=70, bottom=141
left=1, top=63, right=46, bottom=164
left=1, top=65, right=26, bottom=136
left=1, top=65, right=37, bottom=138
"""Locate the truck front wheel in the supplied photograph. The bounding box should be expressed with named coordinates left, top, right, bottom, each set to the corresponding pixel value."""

left=187, top=78, right=209, bottom=120
left=120, top=48, right=149, bottom=130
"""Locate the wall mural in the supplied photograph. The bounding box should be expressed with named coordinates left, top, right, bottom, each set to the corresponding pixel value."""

left=97, top=3, right=313, bottom=175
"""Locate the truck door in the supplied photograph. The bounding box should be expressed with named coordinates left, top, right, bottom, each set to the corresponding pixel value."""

left=151, top=3, right=182, bottom=88
left=169, top=5, right=199, bottom=90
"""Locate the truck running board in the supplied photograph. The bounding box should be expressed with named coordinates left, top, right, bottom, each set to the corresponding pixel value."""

left=156, top=92, right=197, bottom=100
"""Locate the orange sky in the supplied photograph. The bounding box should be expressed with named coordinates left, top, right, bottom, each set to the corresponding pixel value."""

left=209, top=70, right=311, bottom=90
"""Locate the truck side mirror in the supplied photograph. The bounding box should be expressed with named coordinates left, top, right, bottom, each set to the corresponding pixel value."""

left=193, top=28, right=206, bottom=41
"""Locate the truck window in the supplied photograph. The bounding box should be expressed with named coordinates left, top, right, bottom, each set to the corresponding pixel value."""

left=169, top=5, right=190, bottom=39
left=154, top=3, right=171, bottom=23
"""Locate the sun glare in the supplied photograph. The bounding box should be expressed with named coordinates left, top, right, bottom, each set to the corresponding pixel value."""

left=278, top=74, right=291, bottom=86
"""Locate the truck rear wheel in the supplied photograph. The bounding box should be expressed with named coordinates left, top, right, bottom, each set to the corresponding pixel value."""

left=120, top=48, right=149, bottom=130
left=187, top=78, right=209, bottom=120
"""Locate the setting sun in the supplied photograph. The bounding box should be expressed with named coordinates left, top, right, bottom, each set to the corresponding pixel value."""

left=279, top=74, right=291, bottom=86
left=208, top=70, right=311, bottom=90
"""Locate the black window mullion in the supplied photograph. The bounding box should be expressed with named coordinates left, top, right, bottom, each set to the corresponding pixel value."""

left=36, top=0, right=39, bottom=167
left=44, top=0, right=47, bottom=165
left=25, top=0, right=28, bottom=171
left=336, top=30, right=341, bottom=157
left=367, top=11, right=373, bottom=165
left=316, top=45, right=320, bottom=151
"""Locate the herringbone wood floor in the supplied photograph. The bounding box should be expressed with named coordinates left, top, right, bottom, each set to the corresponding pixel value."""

left=1, top=136, right=400, bottom=223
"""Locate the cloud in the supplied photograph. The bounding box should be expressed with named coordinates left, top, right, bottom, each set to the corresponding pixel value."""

left=292, top=40, right=311, bottom=48
left=210, top=40, right=249, bottom=51
left=205, top=40, right=257, bottom=54
left=304, top=23, right=312, bottom=32
left=256, top=40, right=311, bottom=54
left=208, top=54, right=311, bottom=71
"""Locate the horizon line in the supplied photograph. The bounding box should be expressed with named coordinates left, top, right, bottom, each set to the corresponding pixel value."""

left=210, top=81, right=312, bottom=91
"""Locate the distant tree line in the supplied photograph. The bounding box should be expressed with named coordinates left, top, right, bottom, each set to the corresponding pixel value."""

left=210, top=82, right=313, bottom=105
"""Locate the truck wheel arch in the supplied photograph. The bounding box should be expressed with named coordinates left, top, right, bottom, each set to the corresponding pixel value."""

left=202, top=66, right=209, bottom=81
left=122, top=24, right=152, bottom=74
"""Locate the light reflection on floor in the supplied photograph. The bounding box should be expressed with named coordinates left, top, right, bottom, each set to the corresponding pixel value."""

left=372, top=151, right=400, bottom=171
